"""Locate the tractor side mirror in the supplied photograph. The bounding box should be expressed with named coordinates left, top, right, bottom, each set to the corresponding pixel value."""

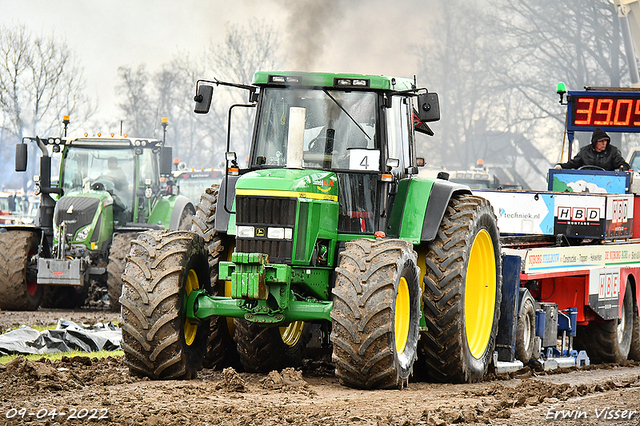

left=417, top=93, right=440, bottom=122
left=194, top=85, right=214, bottom=114
left=160, top=146, right=173, bottom=176
left=15, top=143, right=28, bottom=172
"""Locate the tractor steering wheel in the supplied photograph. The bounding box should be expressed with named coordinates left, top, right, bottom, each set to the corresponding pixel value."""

left=577, top=165, right=605, bottom=171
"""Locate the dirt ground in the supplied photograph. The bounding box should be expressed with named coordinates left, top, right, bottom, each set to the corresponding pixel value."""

left=1, top=309, right=640, bottom=425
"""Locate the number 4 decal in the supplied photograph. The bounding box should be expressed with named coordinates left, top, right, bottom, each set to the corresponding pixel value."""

left=349, top=149, right=380, bottom=171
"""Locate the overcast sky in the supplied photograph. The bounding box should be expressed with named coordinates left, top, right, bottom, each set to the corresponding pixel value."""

left=0, top=0, right=429, bottom=123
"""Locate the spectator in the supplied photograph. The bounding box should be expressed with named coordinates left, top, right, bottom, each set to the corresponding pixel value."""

left=556, top=128, right=630, bottom=171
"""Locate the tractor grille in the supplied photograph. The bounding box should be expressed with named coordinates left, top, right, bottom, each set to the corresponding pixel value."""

left=54, top=197, right=100, bottom=241
left=236, top=195, right=296, bottom=263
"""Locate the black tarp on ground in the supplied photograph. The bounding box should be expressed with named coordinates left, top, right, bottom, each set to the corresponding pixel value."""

left=0, top=320, right=121, bottom=355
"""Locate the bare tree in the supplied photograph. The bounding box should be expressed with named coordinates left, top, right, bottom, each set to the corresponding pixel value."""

left=0, top=24, right=93, bottom=140
left=0, top=24, right=94, bottom=187
left=415, top=1, right=506, bottom=169
left=490, top=0, right=628, bottom=155
left=205, top=20, right=284, bottom=165
left=414, top=0, right=629, bottom=188
left=153, top=52, right=226, bottom=166
left=116, top=65, right=155, bottom=136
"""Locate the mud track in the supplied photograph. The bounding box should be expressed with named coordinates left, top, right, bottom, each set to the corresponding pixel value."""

left=1, top=309, right=639, bottom=425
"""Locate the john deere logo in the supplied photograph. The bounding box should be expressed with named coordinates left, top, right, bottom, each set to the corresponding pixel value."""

left=256, top=228, right=265, bottom=237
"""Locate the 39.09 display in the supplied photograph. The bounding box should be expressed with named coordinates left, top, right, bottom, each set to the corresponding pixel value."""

left=571, top=95, right=640, bottom=129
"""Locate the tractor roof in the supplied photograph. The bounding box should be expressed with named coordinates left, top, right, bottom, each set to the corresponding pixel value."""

left=40, top=137, right=163, bottom=148
left=252, top=71, right=416, bottom=92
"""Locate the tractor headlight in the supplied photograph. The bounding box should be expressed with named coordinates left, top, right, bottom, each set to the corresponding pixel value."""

left=237, top=225, right=255, bottom=238
left=76, top=226, right=91, bottom=242
left=267, top=227, right=293, bottom=240
left=267, top=227, right=285, bottom=239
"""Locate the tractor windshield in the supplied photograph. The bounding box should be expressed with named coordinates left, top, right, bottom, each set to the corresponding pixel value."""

left=60, top=147, right=135, bottom=212
left=253, top=88, right=379, bottom=171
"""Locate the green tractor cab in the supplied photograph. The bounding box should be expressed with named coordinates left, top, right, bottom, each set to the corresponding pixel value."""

left=0, top=132, right=195, bottom=311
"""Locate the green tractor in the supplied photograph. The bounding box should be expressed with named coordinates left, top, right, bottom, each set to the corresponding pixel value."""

left=0, top=128, right=195, bottom=311
left=120, top=72, right=502, bottom=388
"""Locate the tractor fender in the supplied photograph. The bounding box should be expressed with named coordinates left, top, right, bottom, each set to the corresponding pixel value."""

left=169, top=195, right=195, bottom=230
left=420, top=179, right=471, bottom=242
left=148, top=195, right=194, bottom=230
left=214, top=175, right=240, bottom=233
left=518, top=287, right=537, bottom=317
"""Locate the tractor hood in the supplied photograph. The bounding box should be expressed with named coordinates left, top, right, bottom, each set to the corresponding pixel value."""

left=235, top=169, right=338, bottom=201
left=53, top=189, right=114, bottom=251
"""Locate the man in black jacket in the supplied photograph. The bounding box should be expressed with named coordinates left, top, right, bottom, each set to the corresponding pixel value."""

left=557, top=128, right=630, bottom=171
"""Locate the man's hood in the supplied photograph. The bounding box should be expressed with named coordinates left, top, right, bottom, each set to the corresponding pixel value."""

left=591, top=127, right=610, bottom=147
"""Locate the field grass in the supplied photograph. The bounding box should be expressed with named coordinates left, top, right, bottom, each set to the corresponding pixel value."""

left=2, top=324, right=57, bottom=333
left=0, top=349, right=124, bottom=365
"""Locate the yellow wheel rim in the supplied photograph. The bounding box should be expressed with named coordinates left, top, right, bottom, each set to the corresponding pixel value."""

left=280, top=321, right=305, bottom=347
left=395, top=277, right=410, bottom=354
left=464, top=229, right=497, bottom=359
left=183, top=269, right=199, bottom=346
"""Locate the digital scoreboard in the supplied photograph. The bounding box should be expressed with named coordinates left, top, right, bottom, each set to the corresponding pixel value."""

left=568, top=90, right=640, bottom=132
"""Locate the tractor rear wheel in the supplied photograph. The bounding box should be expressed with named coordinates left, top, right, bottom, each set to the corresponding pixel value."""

left=331, top=238, right=421, bottom=389
left=191, top=185, right=238, bottom=369
left=120, top=230, right=210, bottom=379
left=234, top=319, right=309, bottom=372
left=0, top=230, right=41, bottom=311
left=575, top=280, right=633, bottom=363
left=107, top=232, right=137, bottom=312
left=515, top=298, right=536, bottom=364
left=419, top=194, right=502, bottom=383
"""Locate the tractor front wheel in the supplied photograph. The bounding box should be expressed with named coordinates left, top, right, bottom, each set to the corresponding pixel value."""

left=0, top=230, right=41, bottom=311
left=120, top=230, right=210, bottom=379
left=191, top=185, right=238, bottom=369
left=419, top=194, right=502, bottom=383
left=331, top=238, right=421, bottom=389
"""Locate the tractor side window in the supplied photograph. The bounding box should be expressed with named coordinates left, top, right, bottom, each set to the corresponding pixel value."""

left=138, top=149, right=160, bottom=190
left=255, top=94, right=289, bottom=166
left=386, top=96, right=411, bottom=179
left=61, top=150, right=88, bottom=191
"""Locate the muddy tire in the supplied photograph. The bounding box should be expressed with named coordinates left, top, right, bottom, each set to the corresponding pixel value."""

left=177, top=205, right=195, bottom=231
left=234, top=319, right=309, bottom=372
left=107, top=233, right=137, bottom=312
left=120, top=230, right=210, bottom=379
left=575, top=281, right=633, bottom=363
left=190, top=185, right=238, bottom=369
left=418, top=194, right=502, bottom=383
left=515, top=298, right=536, bottom=364
left=629, top=294, right=640, bottom=361
left=0, top=230, right=41, bottom=311
left=331, top=238, right=421, bottom=389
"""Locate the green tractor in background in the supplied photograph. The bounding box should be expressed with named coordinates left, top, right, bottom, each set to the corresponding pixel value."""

left=120, top=72, right=502, bottom=388
left=0, top=124, right=195, bottom=312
